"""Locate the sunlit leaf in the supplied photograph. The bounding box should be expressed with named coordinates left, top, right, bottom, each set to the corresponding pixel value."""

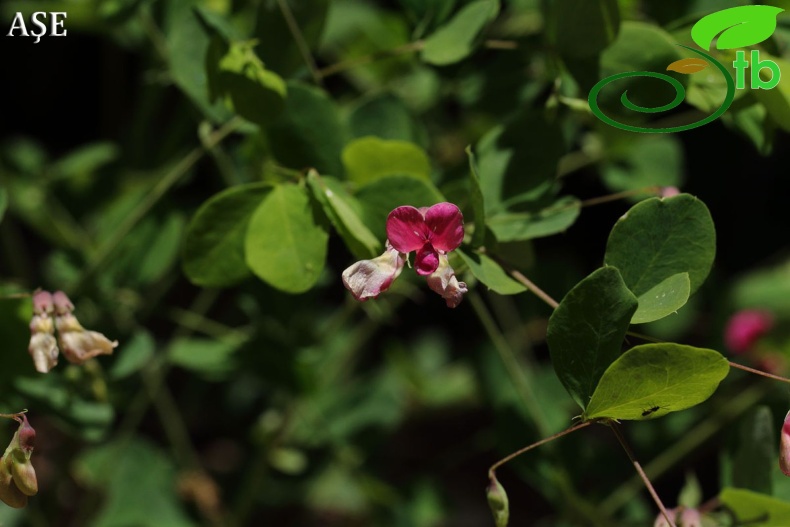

left=631, top=272, right=690, bottom=324
left=486, top=196, right=580, bottom=243
left=457, top=250, right=526, bottom=295
left=421, top=0, right=500, bottom=65
left=342, top=137, right=431, bottom=185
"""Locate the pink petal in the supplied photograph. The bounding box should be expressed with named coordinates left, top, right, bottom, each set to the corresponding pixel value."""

left=414, top=242, right=439, bottom=275
left=724, top=310, right=773, bottom=354
left=424, top=202, right=464, bottom=252
left=781, top=410, right=790, bottom=476
left=386, top=206, right=430, bottom=253
left=342, top=246, right=405, bottom=301
left=426, top=254, right=468, bottom=308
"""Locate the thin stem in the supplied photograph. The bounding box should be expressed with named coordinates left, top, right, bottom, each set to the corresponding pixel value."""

left=609, top=423, right=676, bottom=527
left=0, top=292, right=31, bottom=300
left=488, top=421, right=591, bottom=477
left=484, top=39, right=518, bottom=50
left=318, top=40, right=425, bottom=78
left=580, top=186, right=662, bottom=208
left=75, top=118, right=242, bottom=292
left=729, top=361, right=790, bottom=384
left=507, top=268, right=559, bottom=309
left=275, top=0, right=323, bottom=85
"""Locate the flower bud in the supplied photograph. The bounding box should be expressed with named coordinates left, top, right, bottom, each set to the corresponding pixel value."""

left=9, top=451, right=37, bottom=496
left=32, top=291, right=54, bottom=315
left=486, top=475, right=509, bottom=527
left=780, top=410, right=790, bottom=476
left=425, top=253, right=467, bottom=308
left=28, top=291, right=59, bottom=373
left=654, top=508, right=677, bottom=527
left=17, top=415, right=35, bottom=454
left=724, top=310, right=773, bottom=354
left=679, top=507, right=701, bottom=527
left=52, top=291, right=118, bottom=364
left=0, top=456, right=27, bottom=508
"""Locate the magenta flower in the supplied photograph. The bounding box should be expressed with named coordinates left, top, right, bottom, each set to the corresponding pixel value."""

left=724, top=309, right=773, bottom=354
left=342, top=202, right=467, bottom=308
left=780, top=410, right=790, bottom=476
left=386, top=202, right=463, bottom=276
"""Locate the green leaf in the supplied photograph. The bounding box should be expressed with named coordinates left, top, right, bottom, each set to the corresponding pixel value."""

left=136, top=213, right=185, bottom=285
left=245, top=184, right=329, bottom=293
left=585, top=343, right=729, bottom=420
left=306, top=171, right=381, bottom=259
left=752, top=55, right=790, bottom=132
left=51, top=141, right=119, bottom=179
left=601, top=135, right=684, bottom=199
left=457, top=250, right=527, bottom=295
left=486, top=196, right=580, bottom=242
left=733, top=406, right=775, bottom=495
left=720, top=488, right=790, bottom=527
left=74, top=438, right=196, bottom=527
left=604, top=194, right=716, bottom=297
left=466, top=146, right=486, bottom=248
left=691, top=5, right=784, bottom=51
left=545, top=0, right=620, bottom=58
left=167, top=337, right=242, bottom=380
left=110, top=331, right=155, bottom=380
left=206, top=38, right=287, bottom=127
left=348, top=93, right=426, bottom=146
left=546, top=267, right=638, bottom=409
left=421, top=0, right=500, bottom=65
left=476, top=110, right=564, bottom=213
left=183, top=183, right=272, bottom=287
left=678, top=473, right=703, bottom=509
left=356, top=175, right=445, bottom=241
left=268, top=82, right=347, bottom=177
left=342, top=137, right=431, bottom=185
left=731, top=258, right=790, bottom=316
left=631, top=272, right=690, bottom=324
left=0, top=187, right=6, bottom=225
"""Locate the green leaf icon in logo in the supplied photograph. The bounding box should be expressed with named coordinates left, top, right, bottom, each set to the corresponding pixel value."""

left=691, top=5, right=784, bottom=51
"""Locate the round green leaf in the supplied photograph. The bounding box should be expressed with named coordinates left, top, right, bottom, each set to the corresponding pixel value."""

left=245, top=184, right=329, bottom=294
left=584, top=343, right=729, bottom=421
left=342, top=137, right=431, bottom=185
left=604, top=194, right=715, bottom=297
left=183, top=183, right=272, bottom=287
left=547, top=267, right=638, bottom=410
left=631, top=272, right=690, bottom=324
left=720, top=488, right=790, bottom=527
left=457, top=250, right=526, bottom=295
left=421, top=0, right=500, bottom=65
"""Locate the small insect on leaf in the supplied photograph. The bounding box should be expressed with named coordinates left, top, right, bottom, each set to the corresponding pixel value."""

left=666, top=58, right=710, bottom=74
left=642, top=406, right=661, bottom=417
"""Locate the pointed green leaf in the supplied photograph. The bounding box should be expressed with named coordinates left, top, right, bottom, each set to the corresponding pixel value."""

left=245, top=184, right=329, bottom=293
left=604, top=194, right=715, bottom=297
left=720, top=488, right=790, bottom=527
left=421, top=0, right=500, bottom=65
left=545, top=0, right=620, bottom=58
left=306, top=171, right=381, bottom=259
left=547, top=267, right=638, bottom=409
left=457, top=250, right=526, bottom=295
left=691, top=6, right=784, bottom=51
left=585, top=344, right=729, bottom=420
left=631, top=272, right=690, bottom=324
left=268, top=82, right=347, bottom=177
left=733, top=406, right=775, bottom=495
left=466, top=146, right=486, bottom=248
left=356, top=175, right=445, bottom=241
left=487, top=197, right=580, bottom=243
left=342, top=137, right=431, bottom=185
left=183, top=183, right=272, bottom=287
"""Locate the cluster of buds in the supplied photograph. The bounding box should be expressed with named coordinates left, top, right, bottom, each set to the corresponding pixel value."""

left=342, top=203, right=468, bottom=308
left=28, top=290, right=118, bottom=373
left=0, top=413, right=37, bottom=508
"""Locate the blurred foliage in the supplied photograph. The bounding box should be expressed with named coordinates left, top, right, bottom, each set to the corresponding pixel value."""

left=1, top=0, right=790, bottom=526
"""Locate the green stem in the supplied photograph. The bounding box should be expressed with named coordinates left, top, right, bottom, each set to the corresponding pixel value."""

left=275, top=0, right=322, bottom=85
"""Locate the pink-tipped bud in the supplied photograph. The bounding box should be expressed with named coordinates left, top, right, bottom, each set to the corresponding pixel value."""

left=425, top=253, right=468, bottom=308
left=725, top=310, right=773, bottom=354
left=32, top=291, right=54, bottom=315
left=654, top=508, right=677, bottom=527
left=780, top=410, right=790, bottom=476
left=52, top=290, right=74, bottom=315
left=16, top=415, right=35, bottom=454
left=659, top=186, right=680, bottom=198
left=679, top=508, right=701, bottom=527
left=486, top=475, right=509, bottom=527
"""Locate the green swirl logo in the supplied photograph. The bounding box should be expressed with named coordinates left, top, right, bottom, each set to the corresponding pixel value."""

left=589, top=5, right=784, bottom=133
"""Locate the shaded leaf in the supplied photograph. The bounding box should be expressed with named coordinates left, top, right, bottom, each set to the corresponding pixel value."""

left=466, top=146, right=486, bottom=248
left=347, top=93, right=427, bottom=146
left=0, top=187, right=6, bottom=225
left=457, top=250, right=526, bottom=295
left=342, top=137, right=431, bottom=185
left=245, top=184, right=329, bottom=294
left=306, top=171, right=381, bottom=259
left=487, top=196, right=580, bottom=243
left=167, top=337, right=243, bottom=380
left=733, top=406, right=775, bottom=495
left=585, top=344, right=729, bottom=420
left=254, top=0, right=329, bottom=76
left=666, top=57, right=709, bottom=74
left=752, top=55, right=790, bottom=132
left=110, top=331, right=155, bottom=380
left=601, top=135, right=683, bottom=200
left=545, top=0, right=620, bottom=58
left=547, top=267, right=638, bottom=409
left=604, top=194, right=715, bottom=297
left=720, top=488, right=790, bottom=527
left=631, top=272, right=690, bottom=324
left=183, top=183, right=272, bottom=287
left=421, top=0, right=500, bottom=65
left=691, top=5, right=784, bottom=51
